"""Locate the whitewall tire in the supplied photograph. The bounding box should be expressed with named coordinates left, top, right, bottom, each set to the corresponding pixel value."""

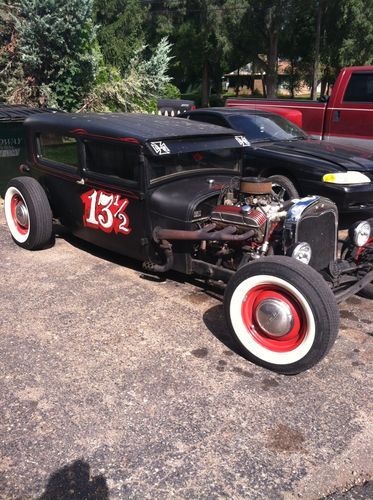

left=224, top=256, right=339, bottom=374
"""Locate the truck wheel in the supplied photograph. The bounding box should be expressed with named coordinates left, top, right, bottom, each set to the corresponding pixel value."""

left=224, top=256, right=339, bottom=374
left=268, top=175, right=299, bottom=201
left=4, top=177, right=53, bottom=250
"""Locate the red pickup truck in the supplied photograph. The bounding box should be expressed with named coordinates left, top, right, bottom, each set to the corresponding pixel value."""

left=226, top=66, right=373, bottom=151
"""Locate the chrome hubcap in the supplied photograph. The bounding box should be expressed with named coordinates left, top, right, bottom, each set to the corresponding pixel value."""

left=15, top=202, right=29, bottom=227
left=255, top=298, right=294, bottom=337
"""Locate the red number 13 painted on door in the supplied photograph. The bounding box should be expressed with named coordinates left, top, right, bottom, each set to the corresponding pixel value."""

left=81, top=189, right=132, bottom=235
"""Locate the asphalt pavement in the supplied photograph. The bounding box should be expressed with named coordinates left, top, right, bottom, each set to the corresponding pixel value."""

left=0, top=204, right=372, bottom=499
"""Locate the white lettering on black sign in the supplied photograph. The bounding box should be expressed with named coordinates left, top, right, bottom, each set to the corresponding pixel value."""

left=0, top=148, right=20, bottom=157
left=0, top=137, right=21, bottom=147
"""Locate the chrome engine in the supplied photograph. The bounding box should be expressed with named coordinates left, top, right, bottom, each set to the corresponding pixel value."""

left=210, top=177, right=286, bottom=243
left=193, top=176, right=338, bottom=272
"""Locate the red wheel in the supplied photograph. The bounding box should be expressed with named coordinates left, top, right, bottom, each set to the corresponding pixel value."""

left=4, top=177, right=53, bottom=250
left=241, top=285, right=307, bottom=353
left=224, top=256, right=339, bottom=374
left=5, top=187, right=30, bottom=243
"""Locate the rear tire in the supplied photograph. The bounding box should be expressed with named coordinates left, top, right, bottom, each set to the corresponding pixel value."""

left=224, top=256, right=339, bottom=374
left=268, top=175, right=299, bottom=201
left=4, top=177, right=53, bottom=250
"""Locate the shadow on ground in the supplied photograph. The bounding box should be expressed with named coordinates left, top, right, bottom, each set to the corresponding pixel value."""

left=56, top=226, right=227, bottom=297
left=203, top=303, right=242, bottom=355
left=39, top=460, right=109, bottom=500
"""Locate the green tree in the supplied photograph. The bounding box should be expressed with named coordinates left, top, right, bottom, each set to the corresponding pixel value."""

left=279, top=0, right=315, bottom=97
left=150, top=0, right=243, bottom=106
left=0, top=1, right=22, bottom=101
left=315, top=0, right=373, bottom=95
left=80, top=37, right=173, bottom=112
left=239, top=1, right=296, bottom=98
left=8, top=0, right=99, bottom=110
left=93, top=0, right=148, bottom=75
left=334, top=0, right=373, bottom=66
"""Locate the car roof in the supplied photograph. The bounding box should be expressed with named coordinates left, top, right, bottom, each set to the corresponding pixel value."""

left=186, top=107, right=276, bottom=119
left=24, top=112, right=238, bottom=143
left=0, top=104, right=58, bottom=122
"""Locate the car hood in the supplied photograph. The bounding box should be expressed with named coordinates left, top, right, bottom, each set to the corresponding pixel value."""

left=255, top=139, right=373, bottom=172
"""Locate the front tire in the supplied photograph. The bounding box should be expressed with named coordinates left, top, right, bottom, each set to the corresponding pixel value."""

left=4, top=177, right=53, bottom=250
left=224, top=256, right=339, bottom=374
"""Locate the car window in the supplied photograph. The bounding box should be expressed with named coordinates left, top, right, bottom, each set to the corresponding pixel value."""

left=39, top=134, right=79, bottom=167
left=229, top=114, right=307, bottom=141
left=84, top=141, right=140, bottom=184
left=148, top=148, right=240, bottom=182
left=189, top=113, right=227, bottom=127
left=344, top=73, right=373, bottom=102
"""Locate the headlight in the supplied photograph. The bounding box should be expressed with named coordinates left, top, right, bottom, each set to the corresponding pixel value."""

left=322, top=171, right=371, bottom=184
left=351, top=221, right=371, bottom=247
left=291, top=242, right=312, bottom=265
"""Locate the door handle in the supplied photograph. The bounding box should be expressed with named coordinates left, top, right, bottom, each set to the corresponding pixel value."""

left=333, top=110, right=341, bottom=122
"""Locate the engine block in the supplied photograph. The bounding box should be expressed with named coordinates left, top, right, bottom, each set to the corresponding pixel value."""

left=211, top=205, right=267, bottom=230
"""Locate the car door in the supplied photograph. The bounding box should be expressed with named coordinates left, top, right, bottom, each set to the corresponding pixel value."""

left=325, top=71, right=373, bottom=149
left=80, top=139, right=148, bottom=260
left=33, top=131, right=88, bottom=229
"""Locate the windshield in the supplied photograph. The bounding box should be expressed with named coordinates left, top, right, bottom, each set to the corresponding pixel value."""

left=148, top=147, right=241, bottom=182
left=229, top=114, right=307, bottom=142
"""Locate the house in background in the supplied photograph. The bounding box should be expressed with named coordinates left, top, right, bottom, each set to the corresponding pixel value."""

left=223, top=58, right=314, bottom=97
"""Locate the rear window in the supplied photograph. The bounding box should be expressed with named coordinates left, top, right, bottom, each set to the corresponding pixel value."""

left=344, top=73, right=373, bottom=102
left=39, top=134, right=79, bottom=167
left=229, top=114, right=306, bottom=142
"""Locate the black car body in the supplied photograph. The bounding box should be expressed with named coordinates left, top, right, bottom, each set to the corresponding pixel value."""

left=20, top=112, right=246, bottom=269
left=3, top=112, right=373, bottom=375
left=0, top=105, right=56, bottom=195
left=184, top=108, right=373, bottom=214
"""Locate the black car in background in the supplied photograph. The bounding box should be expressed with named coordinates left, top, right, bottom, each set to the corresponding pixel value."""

left=184, top=108, right=373, bottom=215
left=157, top=99, right=195, bottom=116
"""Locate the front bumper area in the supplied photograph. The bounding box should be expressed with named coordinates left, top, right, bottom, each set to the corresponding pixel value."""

left=301, top=181, right=373, bottom=213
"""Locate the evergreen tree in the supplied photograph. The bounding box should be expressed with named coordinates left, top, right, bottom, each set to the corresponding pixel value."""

left=0, top=1, right=22, bottom=101
left=334, top=0, right=373, bottom=66
left=93, top=0, right=147, bottom=75
left=80, top=37, right=173, bottom=112
left=11, top=0, right=99, bottom=110
left=150, top=0, right=242, bottom=106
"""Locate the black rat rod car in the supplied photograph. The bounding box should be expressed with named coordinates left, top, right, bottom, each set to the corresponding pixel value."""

left=3, top=112, right=373, bottom=374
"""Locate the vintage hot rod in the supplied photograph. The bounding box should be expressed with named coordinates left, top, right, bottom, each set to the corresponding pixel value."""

left=3, top=112, right=373, bottom=374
